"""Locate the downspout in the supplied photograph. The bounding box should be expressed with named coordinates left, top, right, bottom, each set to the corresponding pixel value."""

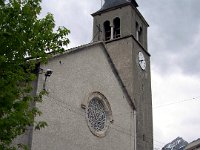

left=134, top=110, right=137, bottom=150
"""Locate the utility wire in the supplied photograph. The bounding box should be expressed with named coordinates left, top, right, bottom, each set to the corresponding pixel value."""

left=43, top=97, right=165, bottom=150
left=44, top=92, right=199, bottom=148
left=45, top=93, right=184, bottom=147
left=153, top=96, right=200, bottom=109
left=46, top=94, right=164, bottom=145
left=102, top=96, right=200, bottom=117
left=46, top=93, right=199, bottom=148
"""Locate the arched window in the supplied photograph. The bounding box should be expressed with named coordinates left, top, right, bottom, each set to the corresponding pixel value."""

left=104, top=21, right=111, bottom=41
left=136, top=22, right=142, bottom=43
left=113, top=17, right=120, bottom=38
left=136, top=22, right=139, bottom=41
left=139, top=27, right=143, bottom=43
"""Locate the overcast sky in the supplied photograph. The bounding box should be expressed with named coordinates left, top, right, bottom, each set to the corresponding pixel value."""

left=41, top=0, right=200, bottom=149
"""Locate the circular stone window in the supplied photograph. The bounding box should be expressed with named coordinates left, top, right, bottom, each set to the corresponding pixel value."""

left=85, top=92, right=112, bottom=137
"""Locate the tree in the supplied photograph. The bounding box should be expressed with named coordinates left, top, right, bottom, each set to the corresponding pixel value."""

left=0, top=0, right=70, bottom=149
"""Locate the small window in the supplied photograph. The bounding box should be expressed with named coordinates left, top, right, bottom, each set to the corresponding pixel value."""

left=113, top=17, right=120, bottom=38
left=139, top=27, right=143, bottom=43
left=104, top=21, right=111, bottom=41
left=136, top=22, right=139, bottom=41
left=136, top=22, right=143, bottom=43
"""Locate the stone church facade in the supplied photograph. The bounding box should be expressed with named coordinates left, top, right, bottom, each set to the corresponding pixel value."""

left=18, top=0, right=153, bottom=149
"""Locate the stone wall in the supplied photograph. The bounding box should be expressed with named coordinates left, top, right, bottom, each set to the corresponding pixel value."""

left=31, top=43, right=136, bottom=150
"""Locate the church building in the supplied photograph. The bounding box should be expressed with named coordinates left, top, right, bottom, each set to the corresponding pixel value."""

left=19, top=0, right=153, bottom=149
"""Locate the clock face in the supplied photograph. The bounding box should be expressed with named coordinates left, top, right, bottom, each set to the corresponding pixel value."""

left=138, top=52, right=146, bottom=70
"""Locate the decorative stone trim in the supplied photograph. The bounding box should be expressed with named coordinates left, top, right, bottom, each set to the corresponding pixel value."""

left=82, top=92, right=113, bottom=137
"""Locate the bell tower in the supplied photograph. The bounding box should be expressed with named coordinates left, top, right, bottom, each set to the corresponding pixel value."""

left=92, top=0, right=153, bottom=150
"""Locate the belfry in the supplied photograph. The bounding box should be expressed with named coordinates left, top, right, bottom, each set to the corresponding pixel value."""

left=91, top=0, right=153, bottom=149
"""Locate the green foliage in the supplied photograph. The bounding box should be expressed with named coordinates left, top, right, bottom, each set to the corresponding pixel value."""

left=0, top=0, right=70, bottom=149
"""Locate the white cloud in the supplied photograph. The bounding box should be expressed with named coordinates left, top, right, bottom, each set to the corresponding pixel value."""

left=41, top=0, right=101, bottom=48
left=138, top=0, right=200, bottom=77
left=152, top=70, right=200, bottom=145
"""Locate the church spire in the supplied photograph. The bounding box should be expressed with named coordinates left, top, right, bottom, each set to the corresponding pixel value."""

left=93, top=0, right=138, bottom=15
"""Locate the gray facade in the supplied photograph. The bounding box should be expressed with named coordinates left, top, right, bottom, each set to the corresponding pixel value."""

left=92, top=1, right=153, bottom=150
left=32, top=43, right=137, bottom=150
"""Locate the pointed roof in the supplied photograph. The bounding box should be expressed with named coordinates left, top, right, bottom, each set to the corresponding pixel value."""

left=92, top=0, right=138, bottom=16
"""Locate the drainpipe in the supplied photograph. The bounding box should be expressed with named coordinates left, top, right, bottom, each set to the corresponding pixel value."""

left=134, top=110, right=137, bottom=150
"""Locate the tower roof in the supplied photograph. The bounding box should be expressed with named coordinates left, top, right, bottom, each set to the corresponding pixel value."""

left=92, top=0, right=138, bottom=16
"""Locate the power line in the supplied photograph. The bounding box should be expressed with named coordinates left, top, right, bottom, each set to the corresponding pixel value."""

left=46, top=94, right=165, bottom=146
left=44, top=92, right=197, bottom=148
left=153, top=96, right=200, bottom=109
left=46, top=92, right=200, bottom=149
left=47, top=93, right=152, bottom=146
left=105, top=96, right=200, bottom=117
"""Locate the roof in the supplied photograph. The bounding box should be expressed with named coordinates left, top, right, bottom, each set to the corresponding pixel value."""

left=51, top=41, right=103, bottom=58
left=92, top=0, right=138, bottom=16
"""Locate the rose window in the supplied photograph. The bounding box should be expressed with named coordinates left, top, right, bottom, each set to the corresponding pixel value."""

left=87, top=97, right=107, bottom=132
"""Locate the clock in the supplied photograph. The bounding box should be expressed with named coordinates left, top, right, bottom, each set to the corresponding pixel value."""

left=138, top=52, right=146, bottom=70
